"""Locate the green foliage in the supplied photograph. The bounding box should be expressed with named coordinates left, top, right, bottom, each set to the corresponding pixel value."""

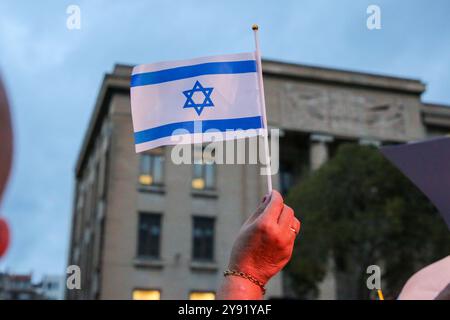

left=286, top=144, right=450, bottom=299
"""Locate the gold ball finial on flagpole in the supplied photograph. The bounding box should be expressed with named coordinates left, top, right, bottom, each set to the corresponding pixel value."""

left=252, top=24, right=259, bottom=31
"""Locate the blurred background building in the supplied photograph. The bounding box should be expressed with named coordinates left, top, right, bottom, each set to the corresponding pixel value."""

left=37, top=275, right=65, bottom=300
left=0, top=272, right=64, bottom=300
left=0, top=273, right=39, bottom=300
left=66, top=59, right=450, bottom=300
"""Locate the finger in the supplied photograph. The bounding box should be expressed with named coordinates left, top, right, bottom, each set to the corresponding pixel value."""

left=286, top=218, right=300, bottom=244
left=246, top=193, right=271, bottom=224
left=278, top=204, right=294, bottom=228
left=259, top=190, right=284, bottom=222
left=291, top=217, right=301, bottom=236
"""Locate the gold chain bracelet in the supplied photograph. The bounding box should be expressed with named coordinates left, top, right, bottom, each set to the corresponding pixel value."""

left=223, top=269, right=266, bottom=295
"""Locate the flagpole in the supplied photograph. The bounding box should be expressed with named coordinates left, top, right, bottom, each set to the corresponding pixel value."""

left=252, top=24, right=273, bottom=193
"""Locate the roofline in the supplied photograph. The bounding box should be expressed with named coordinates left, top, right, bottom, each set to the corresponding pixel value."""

left=422, top=102, right=450, bottom=109
left=75, top=73, right=129, bottom=177
left=116, top=58, right=426, bottom=93
left=421, top=102, right=450, bottom=128
left=261, top=58, right=425, bottom=94
left=75, top=59, right=428, bottom=176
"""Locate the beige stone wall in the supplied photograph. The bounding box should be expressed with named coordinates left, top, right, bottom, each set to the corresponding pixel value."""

left=264, top=76, right=426, bottom=142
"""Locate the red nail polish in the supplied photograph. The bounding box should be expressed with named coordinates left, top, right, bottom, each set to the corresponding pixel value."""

left=261, top=192, right=271, bottom=205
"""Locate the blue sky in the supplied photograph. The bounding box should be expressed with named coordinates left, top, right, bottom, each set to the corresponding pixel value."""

left=0, top=0, right=449, bottom=278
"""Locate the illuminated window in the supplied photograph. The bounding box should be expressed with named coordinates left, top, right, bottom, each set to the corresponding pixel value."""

left=137, top=213, right=161, bottom=258
left=192, top=163, right=215, bottom=190
left=192, top=216, right=215, bottom=261
left=189, top=291, right=215, bottom=300
left=132, top=289, right=161, bottom=300
left=139, top=148, right=164, bottom=186
left=192, top=146, right=215, bottom=190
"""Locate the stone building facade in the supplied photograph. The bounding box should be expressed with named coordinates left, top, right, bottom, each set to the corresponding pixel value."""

left=66, top=60, right=450, bottom=300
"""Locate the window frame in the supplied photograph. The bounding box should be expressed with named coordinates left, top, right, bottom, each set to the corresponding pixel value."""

left=136, top=212, right=162, bottom=259
left=191, top=216, right=215, bottom=262
left=139, top=148, right=165, bottom=187
left=192, top=162, right=216, bottom=190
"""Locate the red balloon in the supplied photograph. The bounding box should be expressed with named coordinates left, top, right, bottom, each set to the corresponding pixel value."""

left=0, top=217, right=10, bottom=258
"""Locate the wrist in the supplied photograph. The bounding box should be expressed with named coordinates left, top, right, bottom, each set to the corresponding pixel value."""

left=228, top=261, right=271, bottom=285
left=217, top=274, right=264, bottom=300
left=224, top=269, right=266, bottom=295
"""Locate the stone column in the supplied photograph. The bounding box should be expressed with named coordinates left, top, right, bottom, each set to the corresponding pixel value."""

left=309, top=134, right=336, bottom=299
left=318, top=257, right=337, bottom=300
left=309, top=133, right=334, bottom=170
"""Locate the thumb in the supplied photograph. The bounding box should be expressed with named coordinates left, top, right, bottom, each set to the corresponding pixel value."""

left=259, top=190, right=284, bottom=222
left=245, top=192, right=272, bottom=224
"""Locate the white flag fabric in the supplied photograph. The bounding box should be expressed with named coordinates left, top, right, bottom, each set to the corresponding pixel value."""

left=130, top=52, right=264, bottom=152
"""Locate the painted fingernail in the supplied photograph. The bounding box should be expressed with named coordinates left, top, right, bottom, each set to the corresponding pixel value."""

left=261, top=192, right=271, bottom=205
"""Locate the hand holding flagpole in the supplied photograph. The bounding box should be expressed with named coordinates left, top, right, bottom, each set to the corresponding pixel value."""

left=252, top=24, right=273, bottom=193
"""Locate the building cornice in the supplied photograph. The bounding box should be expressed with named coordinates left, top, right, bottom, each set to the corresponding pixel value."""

left=262, top=59, right=425, bottom=94
left=75, top=73, right=129, bottom=177
left=421, top=103, right=450, bottom=128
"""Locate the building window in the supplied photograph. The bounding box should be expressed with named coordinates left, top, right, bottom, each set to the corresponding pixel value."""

left=189, top=291, right=215, bottom=300
left=137, top=213, right=162, bottom=259
left=139, top=148, right=164, bottom=186
left=192, top=146, right=216, bottom=190
left=132, top=289, right=161, bottom=300
left=192, top=216, right=215, bottom=261
left=192, top=164, right=215, bottom=190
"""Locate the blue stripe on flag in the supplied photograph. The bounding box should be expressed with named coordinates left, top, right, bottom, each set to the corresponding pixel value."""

left=130, top=60, right=257, bottom=87
left=134, top=116, right=263, bottom=144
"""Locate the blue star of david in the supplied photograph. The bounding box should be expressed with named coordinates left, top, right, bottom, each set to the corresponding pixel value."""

left=182, top=81, right=214, bottom=116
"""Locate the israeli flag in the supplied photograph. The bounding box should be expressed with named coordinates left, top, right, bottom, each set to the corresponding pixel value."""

left=130, top=52, right=264, bottom=152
